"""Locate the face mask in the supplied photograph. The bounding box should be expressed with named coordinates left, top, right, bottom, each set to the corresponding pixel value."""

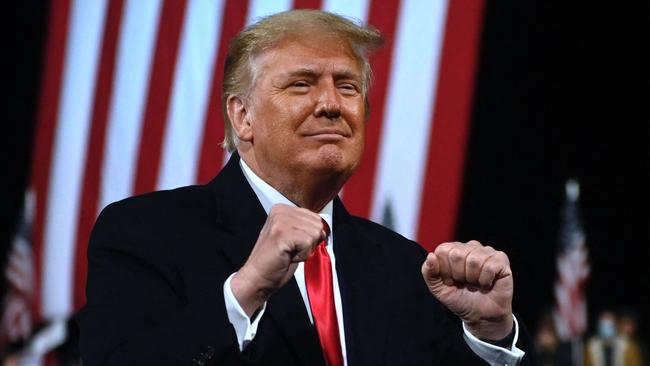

left=598, top=319, right=616, bottom=339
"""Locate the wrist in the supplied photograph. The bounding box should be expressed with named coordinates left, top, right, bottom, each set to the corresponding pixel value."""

left=481, top=321, right=516, bottom=348
left=231, top=268, right=271, bottom=317
left=465, top=313, right=514, bottom=341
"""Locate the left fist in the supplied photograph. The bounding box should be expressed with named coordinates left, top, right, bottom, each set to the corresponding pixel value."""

left=421, top=240, right=514, bottom=340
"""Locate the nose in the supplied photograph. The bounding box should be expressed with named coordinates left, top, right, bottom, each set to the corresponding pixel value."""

left=314, top=82, right=341, bottom=120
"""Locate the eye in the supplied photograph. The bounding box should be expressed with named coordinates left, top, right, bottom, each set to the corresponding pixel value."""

left=290, top=80, right=310, bottom=88
left=285, top=80, right=311, bottom=94
left=338, top=83, right=359, bottom=95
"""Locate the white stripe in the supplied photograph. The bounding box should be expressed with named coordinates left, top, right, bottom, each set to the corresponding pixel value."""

left=41, top=0, right=109, bottom=319
left=99, top=0, right=163, bottom=209
left=322, top=0, right=370, bottom=21
left=370, top=0, right=448, bottom=240
left=157, top=0, right=224, bottom=190
left=246, top=0, right=292, bottom=25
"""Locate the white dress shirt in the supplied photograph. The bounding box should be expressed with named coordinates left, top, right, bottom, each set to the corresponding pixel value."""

left=223, top=159, right=525, bottom=366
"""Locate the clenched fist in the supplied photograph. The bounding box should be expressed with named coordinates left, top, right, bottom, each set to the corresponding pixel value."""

left=231, top=204, right=326, bottom=316
left=421, top=240, right=514, bottom=340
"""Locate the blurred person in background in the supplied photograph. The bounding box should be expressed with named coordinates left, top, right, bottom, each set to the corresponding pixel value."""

left=584, top=310, right=642, bottom=366
left=617, top=309, right=648, bottom=366
left=535, top=309, right=574, bottom=366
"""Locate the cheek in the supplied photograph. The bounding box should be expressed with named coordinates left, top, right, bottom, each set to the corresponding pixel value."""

left=250, top=101, right=284, bottom=138
left=268, top=98, right=312, bottom=131
left=357, top=127, right=365, bottom=147
left=340, top=109, right=365, bottom=161
left=346, top=102, right=366, bottom=135
left=353, top=130, right=365, bottom=159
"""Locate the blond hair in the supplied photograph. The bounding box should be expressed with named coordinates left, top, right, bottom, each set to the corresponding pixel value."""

left=221, top=9, right=383, bottom=152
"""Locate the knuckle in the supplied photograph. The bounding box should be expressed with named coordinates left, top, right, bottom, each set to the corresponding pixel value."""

left=434, top=242, right=454, bottom=255
left=466, top=255, right=482, bottom=270
left=312, top=227, right=323, bottom=241
left=496, top=251, right=510, bottom=265
left=297, top=233, right=313, bottom=248
left=269, top=204, right=284, bottom=215
left=483, top=262, right=500, bottom=277
left=268, top=208, right=288, bottom=224
left=311, top=211, right=323, bottom=221
left=268, top=221, right=285, bottom=237
left=299, top=207, right=318, bottom=219
left=448, top=249, right=465, bottom=264
left=421, top=264, right=429, bottom=277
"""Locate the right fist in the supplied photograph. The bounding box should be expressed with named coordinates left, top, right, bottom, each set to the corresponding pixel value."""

left=230, top=204, right=326, bottom=316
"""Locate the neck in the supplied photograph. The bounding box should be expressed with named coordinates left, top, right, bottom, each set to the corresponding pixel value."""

left=239, top=151, right=346, bottom=212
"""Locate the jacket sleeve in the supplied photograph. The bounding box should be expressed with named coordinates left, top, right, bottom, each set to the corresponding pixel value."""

left=76, top=202, right=258, bottom=366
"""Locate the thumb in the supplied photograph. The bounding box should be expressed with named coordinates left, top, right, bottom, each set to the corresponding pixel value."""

left=422, top=253, right=448, bottom=299
left=421, top=253, right=442, bottom=283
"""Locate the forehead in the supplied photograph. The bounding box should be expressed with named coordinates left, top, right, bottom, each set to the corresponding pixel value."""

left=252, top=36, right=362, bottom=78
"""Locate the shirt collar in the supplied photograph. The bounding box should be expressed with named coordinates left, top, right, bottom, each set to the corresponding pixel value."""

left=239, top=159, right=333, bottom=234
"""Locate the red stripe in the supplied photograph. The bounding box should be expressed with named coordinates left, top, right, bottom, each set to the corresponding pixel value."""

left=72, top=0, right=125, bottom=311
left=292, top=0, right=322, bottom=9
left=133, top=0, right=188, bottom=194
left=30, top=0, right=72, bottom=322
left=196, top=0, right=249, bottom=183
left=341, top=0, right=401, bottom=217
left=416, top=0, right=485, bottom=250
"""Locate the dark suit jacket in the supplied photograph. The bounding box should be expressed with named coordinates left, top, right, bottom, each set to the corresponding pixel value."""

left=77, top=154, right=533, bottom=365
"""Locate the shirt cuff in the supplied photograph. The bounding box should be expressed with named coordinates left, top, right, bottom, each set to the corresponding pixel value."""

left=223, top=273, right=267, bottom=350
left=462, top=315, right=526, bottom=366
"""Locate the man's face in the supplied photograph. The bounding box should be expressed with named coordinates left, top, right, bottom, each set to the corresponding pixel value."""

left=241, top=36, right=366, bottom=189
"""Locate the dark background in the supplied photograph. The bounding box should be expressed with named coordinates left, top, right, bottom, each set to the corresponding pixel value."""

left=457, top=1, right=650, bottom=341
left=4, top=0, right=649, bottom=346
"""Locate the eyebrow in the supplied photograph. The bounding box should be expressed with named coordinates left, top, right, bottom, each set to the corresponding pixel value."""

left=280, top=67, right=361, bottom=82
left=282, top=68, right=320, bottom=79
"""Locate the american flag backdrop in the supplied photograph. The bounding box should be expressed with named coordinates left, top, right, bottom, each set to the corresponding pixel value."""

left=3, top=0, right=484, bottom=359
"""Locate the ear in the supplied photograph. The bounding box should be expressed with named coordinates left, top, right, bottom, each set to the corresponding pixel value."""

left=226, top=95, right=253, bottom=142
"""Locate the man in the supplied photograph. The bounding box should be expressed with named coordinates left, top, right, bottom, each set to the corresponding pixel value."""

left=78, top=10, right=532, bottom=365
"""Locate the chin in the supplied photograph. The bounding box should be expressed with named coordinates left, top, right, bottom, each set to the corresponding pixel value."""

left=311, top=145, right=359, bottom=177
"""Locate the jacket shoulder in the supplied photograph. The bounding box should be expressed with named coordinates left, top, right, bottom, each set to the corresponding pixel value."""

left=106, top=183, right=215, bottom=219
left=91, top=185, right=216, bottom=252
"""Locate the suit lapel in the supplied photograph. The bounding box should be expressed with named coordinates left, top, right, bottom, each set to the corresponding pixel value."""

left=333, top=198, right=391, bottom=366
left=209, top=154, right=266, bottom=270
left=266, top=280, right=326, bottom=366
left=207, top=154, right=324, bottom=365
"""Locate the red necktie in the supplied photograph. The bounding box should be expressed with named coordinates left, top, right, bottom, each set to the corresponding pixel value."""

left=305, top=219, right=344, bottom=366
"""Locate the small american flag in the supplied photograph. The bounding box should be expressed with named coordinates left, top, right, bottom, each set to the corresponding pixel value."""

left=0, top=191, right=35, bottom=350
left=553, top=179, right=590, bottom=341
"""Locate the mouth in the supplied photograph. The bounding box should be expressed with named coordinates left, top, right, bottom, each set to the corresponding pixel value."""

left=304, top=129, right=351, bottom=140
